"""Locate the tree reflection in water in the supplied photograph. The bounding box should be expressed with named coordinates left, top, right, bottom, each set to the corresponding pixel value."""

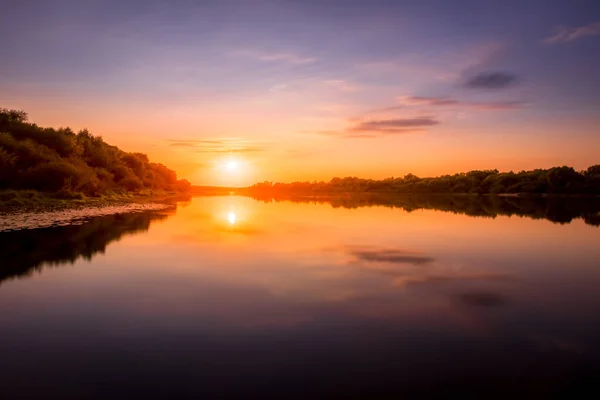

left=0, top=210, right=172, bottom=284
left=249, top=193, right=600, bottom=226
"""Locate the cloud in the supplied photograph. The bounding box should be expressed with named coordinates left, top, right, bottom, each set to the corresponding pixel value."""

left=233, top=49, right=316, bottom=64
left=398, top=96, right=526, bottom=110
left=322, top=80, right=360, bottom=92
left=167, top=139, right=225, bottom=147
left=343, top=133, right=378, bottom=139
left=166, top=138, right=266, bottom=153
left=311, top=130, right=378, bottom=139
left=270, top=83, right=289, bottom=92
left=399, top=96, right=459, bottom=106
left=195, top=147, right=263, bottom=154
left=312, top=92, right=524, bottom=140
left=467, top=101, right=525, bottom=110
left=169, top=142, right=197, bottom=147
left=463, top=72, right=519, bottom=89
left=455, top=291, right=508, bottom=308
left=544, top=21, right=600, bottom=43
left=310, top=116, right=438, bottom=138
left=348, top=246, right=434, bottom=266
left=258, top=53, right=316, bottom=64
left=348, top=116, right=439, bottom=135
left=357, top=43, right=506, bottom=84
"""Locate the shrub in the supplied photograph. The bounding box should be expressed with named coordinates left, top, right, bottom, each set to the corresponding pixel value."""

left=120, top=176, right=143, bottom=191
left=95, top=167, right=115, bottom=183
left=21, top=161, right=84, bottom=192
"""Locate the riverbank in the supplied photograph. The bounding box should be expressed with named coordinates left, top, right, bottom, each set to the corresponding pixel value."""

left=0, top=189, right=191, bottom=214
left=242, top=190, right=600, bottom=200
left=0, top=202, right=174, bottom=232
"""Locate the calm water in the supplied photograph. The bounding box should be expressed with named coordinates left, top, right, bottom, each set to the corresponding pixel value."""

left=1, top=195, right=600, bottom=398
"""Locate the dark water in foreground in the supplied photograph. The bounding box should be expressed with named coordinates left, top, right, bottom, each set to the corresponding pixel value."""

left=1, top=195, right=600, bottom=398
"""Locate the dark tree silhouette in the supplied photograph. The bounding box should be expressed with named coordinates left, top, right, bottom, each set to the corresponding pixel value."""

left=245, top=165, right=600, bottom=196
left=0, top=108, right=191, bottom=196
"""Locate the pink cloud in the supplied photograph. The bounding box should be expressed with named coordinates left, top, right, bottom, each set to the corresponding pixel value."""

left=322, top=80, right=360, bottom=92
left=232, top=49, right=316, bottom=64
left=397, top=96, right=526, bottom=111
left=544, top=21, right=600, bottom=44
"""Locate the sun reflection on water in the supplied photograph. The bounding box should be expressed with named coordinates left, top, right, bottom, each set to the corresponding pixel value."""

left=227, top=210, right=237, bottom=225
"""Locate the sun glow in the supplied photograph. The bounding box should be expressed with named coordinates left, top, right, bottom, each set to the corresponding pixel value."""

left=217, top=156, right=242, bottom=174
left=211, top=155, right=256, bottom=186
left=225, top=160, right=238, bottom=171
left=227, top=210, right=237, bottom=225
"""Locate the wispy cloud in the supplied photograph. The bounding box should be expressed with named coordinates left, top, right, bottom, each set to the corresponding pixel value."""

left=462, top=72, right=519, bottom=89
left=397, top=96, right=526, bottom=110
left=166, top=138, right=266, bottom=153
left=167, top=139, right=225, bottom=146
left=258, top=53, right=316, bottom=64
left=544, top=21, right=600, bottom=44
left=233, top=49, right=316, bottom=64
left=399, top=96, right=459, bottom=106
left=314, top=116, right=439, bottom=138
left=344, top=133, right=380, bottom=139
left=195, top=148, right=264, bottom=154
left=310, top=115, right=440, bottom=139
left=311, top=91, right=524, bottom=139
left=348, top=117, right=439, bottom=134
left=356, top=42, right=506, bottom=83
left=322, top=80, right=360, bottom=92
left=269, top=83, right=289, bottom=92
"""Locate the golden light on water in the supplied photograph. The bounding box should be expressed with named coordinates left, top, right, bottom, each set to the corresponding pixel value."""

left=227, top=210, right=237, bottom=225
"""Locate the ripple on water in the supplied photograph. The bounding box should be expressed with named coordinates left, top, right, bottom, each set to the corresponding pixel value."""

left=0, top=203, right=171, bottom=232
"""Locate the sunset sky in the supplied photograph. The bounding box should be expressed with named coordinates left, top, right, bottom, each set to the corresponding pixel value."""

left=2, top=0, right=600, bottom=186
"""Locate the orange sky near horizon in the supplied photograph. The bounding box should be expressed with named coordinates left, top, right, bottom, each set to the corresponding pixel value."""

left=11, top=100, right=600, bottom=187
left=3, top=1, right=600, bottom=186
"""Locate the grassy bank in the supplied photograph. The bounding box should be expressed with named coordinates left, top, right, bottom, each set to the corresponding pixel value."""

left=0, top=189, right=191, bottom=214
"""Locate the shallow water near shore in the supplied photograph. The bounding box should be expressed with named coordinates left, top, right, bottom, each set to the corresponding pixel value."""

left=1, top=195, right=600, bottom=398
left=0, top=203, right=172, bottom=232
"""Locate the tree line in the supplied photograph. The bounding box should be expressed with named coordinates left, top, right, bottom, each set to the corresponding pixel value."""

left=0, top=108, right=191, bottom=197
left=248, top=165, right=600, bottom=196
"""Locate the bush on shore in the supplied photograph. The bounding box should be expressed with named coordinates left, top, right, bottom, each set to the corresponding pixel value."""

left=0, top=108, right=191, bottom=196
left=248, top=166, right=600, bottom=196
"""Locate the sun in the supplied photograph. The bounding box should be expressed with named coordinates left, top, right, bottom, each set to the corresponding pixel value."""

left=225, top=159, right=238, bottom=171
left=214, top=156, right=253, bottom=185
left=218, top=156, right=241, bottom=174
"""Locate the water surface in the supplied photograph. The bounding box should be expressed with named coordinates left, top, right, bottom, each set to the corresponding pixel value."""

left=1, top=196, right=600, bottom=398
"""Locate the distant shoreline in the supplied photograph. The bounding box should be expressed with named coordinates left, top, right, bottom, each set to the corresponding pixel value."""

left=6, top=188, right=597, bottom=215
left=240, top=166, right=600, bottom=197
left=3, top=189, right=599, bottom=228
left=191, top=186, right=600, bottom=199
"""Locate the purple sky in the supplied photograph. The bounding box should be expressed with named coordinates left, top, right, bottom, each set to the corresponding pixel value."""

left=2, top=0, right=600, bottom=184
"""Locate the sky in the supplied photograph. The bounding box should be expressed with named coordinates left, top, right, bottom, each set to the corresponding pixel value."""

left=1, top=0, right=600, bottom=186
